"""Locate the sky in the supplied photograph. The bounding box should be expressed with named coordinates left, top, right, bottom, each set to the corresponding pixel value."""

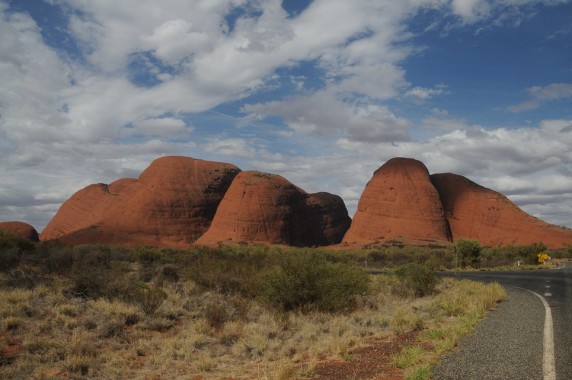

left=1, top=0, right=572, bottom=232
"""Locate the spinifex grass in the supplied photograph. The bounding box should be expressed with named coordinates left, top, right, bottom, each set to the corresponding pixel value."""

left=394, top=278, right=506, bottom=380
left=0, top=244, right=505, bottom=379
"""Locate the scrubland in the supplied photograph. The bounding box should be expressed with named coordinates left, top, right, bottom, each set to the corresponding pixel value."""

left=2, top=232, right=567, bottom=379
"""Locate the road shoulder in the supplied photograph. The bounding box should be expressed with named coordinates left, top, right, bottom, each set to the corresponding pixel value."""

left=432, top=287, right=544, bottom=380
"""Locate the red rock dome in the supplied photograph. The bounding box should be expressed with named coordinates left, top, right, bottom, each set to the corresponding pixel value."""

left=431, top=173, right=572, bottom=248
left=40, top=156, right=240, bottom=247
left=343, top=158, right=451, bottom=245
left=0, top=221, right=39, bottom=241
left=195, top=171, right=351, bottom=246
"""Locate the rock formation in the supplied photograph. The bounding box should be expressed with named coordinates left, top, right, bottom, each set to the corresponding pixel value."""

left=344, top=157, right=572, bottom=249
left=343, top=158, right=451, bottom=246
left=431, top=173, right=572, bottom=248
left=304, top=192, right=352, bottom=246
left=37, top=154, right=572, bottom=249
left=0, top=221, right=39, bottom=241
left=195, top=171, right=351, bottom=246
left=40, top=156, right=240, bottom=247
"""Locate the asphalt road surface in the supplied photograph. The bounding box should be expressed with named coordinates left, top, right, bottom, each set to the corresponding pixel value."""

left=432, top=263, right=572, bottom=380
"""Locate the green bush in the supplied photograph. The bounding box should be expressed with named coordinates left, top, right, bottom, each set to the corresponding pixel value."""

left=394, top=263, right=438, bottom=298
left=135, top=247, right=167, bottom=265
left=69, top=259, right=130, bottom=300
left=4, top=267, right=50, bottom=289
left=479, top=242, right=550, bottom=267
left=186, top=251, right=264, bottom=296
left=454, top=239, right=481, bottom=268
left=0, top=248, right=22, bottom=271
left=0, top=230, right=36, bottom=271
left=44, top=247, right=74, bottom=274
left=129, top=285, right=167, bottom=315
left=257, top=251, right=369, bottom=313
left=0, top=230, right=35, bottom=252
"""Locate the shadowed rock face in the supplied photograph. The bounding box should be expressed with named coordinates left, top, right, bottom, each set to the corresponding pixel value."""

left=0, top=221, right=39, bottom=241
left=195, top=171, right=351, bottom=247
left=343, top=158, right=451, bottom=245
left=304, top=192, right=352, bottom=246
left=40, top=156, right=240, bottom=247
left=431, top=173, right=572, bottom=248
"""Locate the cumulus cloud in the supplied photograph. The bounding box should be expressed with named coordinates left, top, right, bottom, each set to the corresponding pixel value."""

left=451, top=0, right=492, bottom=22
left=508, top=83, right=572, bottom=112
left=243, top=93, right=411, bottom=142
left=405, top=84, right=448, bottom=102
left=330, top=118, right=572, bottom=221
left=127, top=117, right=190, bottom=138
left=242, top=91, right=348, bottom=136
left=142, top=19, right=210, bottom=65
left=2, top=0, right=572, bottom=230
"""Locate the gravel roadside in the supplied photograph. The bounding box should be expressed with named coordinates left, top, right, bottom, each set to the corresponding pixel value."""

left=432, top=287, right=545, bottom=380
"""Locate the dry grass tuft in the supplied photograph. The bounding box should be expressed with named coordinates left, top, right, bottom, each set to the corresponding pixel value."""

left=0, top=245, right=506, bottom=379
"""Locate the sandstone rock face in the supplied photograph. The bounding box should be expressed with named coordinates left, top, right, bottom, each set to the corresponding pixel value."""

left=195, top=171, right=351, bottom=246
left=431, top=173, right=572, bottom=249
left=40, top=156, right=240, bottom=247
left=304, top=192, right=352, bottom=246
left=343, top=158, right=451, bottom=245
left=39, top=155, right=571, bottom=249
left=0, top=221, right=39, bottom=241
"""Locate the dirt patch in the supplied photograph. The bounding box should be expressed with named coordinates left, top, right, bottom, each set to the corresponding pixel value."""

left=312, top=331, right=419, bottom=380
left=1, top=342, right=23, bottom=366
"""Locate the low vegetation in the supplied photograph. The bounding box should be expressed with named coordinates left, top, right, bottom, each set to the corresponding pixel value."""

left=2, top=232, right=565, bottom=378
left=358, top=239, right=571, bottom=271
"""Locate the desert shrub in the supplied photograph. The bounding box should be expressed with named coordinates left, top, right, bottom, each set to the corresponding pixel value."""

left=204, top=300, right=229, bottom=330
left=257, top=251, right=369, bottom=313
left=135, top=247, right=167, bottom=265
left=454, top=239, right=481, bottom=268
left=44, top=247, right=74, bottom=274
left=394, top=263, right=438, bottom=298
left=479, top=242, right=551, bottom=267
left=186, top=251, right=263, bottom=296
left=363, top=246, right=450, bottom=270
left=0, top=230, right=35, bottom=252
left=158, top=265, right=180, bottom=284
left=129, top=285, right=167, bottom=315
left=0, top=230, right=35, bottom=271
left=69, top=266, right=113, bottom=299
left=0, top=248, right=22, bottom=271
left=68, top=259, right=131, bottom=300
left=4, top=267, right=50, bottom=289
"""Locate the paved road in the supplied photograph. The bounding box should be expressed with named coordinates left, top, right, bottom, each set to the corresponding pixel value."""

left=432, top=264, right=572, bottom=380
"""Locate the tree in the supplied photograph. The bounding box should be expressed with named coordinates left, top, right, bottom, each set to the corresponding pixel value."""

left=455, top=239, right=481, bottom=268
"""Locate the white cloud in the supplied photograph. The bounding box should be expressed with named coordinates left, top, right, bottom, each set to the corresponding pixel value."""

left=528, top=83, right=572, bottom=100
left=242, top=90, right=348, bottom=136
left=142, top=19, right=210, bottom=65
left=405, top=84, right=448, bottom=101
left=451, top=0, right=491, bottom=22
left=332, top=118, right=572, bottom=221
left=2, top=0, right=572, bottom=231
left=244, top=93, right=411, bottom=142
left=346, top=105, right=411, bottom=142
left=127, top=117, right=190, bottom=138
left=204, top=138, right=256, bottom=158
left=508, top=83, right=572, bottom=112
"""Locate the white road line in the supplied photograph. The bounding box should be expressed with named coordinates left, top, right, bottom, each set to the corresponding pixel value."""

left=524, top=288, right=556, bottom=380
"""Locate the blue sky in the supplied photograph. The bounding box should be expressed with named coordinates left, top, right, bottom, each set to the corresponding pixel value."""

left=1, top=0, right=572, bottom=232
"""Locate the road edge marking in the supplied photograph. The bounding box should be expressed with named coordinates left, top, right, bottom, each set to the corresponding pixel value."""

left=518, top=288, right=556, bottom=380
